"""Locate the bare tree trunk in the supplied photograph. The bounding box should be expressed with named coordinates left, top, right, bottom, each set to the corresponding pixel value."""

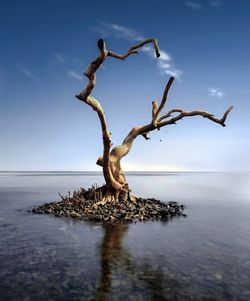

left=76, top=39, right=233, bottom=203
left=76, top=38, right=160, bottom=201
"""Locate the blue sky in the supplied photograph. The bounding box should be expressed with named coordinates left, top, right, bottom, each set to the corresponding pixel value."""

left=0, top=0, right=249, bottom=171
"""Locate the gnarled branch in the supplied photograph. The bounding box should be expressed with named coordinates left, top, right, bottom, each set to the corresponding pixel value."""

left=107, top=50, right=138, bottom=60
left=112, top=78, right=233, bottom=164
left=129, top=38, right=160, bottom=58
left=107, top=38, right=160, bottom=60
left=158, top=106, right=234, bottom=128
left=76, top=38, right=162, bottom=191
left=76, top=39, right=120, bottom=191
left=76, top=38, right=233, bottom=198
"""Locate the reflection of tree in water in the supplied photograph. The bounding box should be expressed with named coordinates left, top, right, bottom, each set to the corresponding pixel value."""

left=95, top=223, right=184, bottom=301
left=96, top=223, right=128, bottom=300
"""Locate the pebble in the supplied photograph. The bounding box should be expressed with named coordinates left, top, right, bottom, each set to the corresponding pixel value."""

left=31, top=186, right=186, bottom=223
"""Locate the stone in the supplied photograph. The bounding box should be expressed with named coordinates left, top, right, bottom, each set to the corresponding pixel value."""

left=70, top=212, right=81, bottom=218
left=32, top=186, right=186, bottom=224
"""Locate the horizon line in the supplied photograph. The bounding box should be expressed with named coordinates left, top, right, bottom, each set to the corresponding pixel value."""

left=0, top=170, right=249, bottom=173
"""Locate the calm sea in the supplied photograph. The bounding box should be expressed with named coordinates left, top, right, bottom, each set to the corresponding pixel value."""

left=0, top=171, right=250, bottom=301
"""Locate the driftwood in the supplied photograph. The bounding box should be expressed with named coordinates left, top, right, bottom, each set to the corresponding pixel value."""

left=76, top=38, right=233, bottom=202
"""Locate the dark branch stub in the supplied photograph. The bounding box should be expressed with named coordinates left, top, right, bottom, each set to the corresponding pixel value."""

left=75, top=37, right=233, bottom=203
left=142, top=133, right=151, bottom=140
left=97, top=39, right=106, bottom=52
left=32, top=37, right=233, bottom=224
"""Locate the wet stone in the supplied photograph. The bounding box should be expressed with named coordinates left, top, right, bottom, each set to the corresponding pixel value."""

left=31, top=186, right=186, bottom=224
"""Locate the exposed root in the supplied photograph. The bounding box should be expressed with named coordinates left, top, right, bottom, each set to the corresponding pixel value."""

left=32, top=185, right=186, bottom=223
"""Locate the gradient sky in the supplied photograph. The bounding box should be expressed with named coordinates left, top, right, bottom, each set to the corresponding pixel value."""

left=0, top=0, right=249, bottom=171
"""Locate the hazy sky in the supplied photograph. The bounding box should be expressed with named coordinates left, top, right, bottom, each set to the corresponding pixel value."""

left=0, top=0, right=249, bottom=171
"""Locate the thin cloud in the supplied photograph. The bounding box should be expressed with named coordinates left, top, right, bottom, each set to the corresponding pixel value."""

left=93, top=22, right=144, bottom=41
left=55, top=53, right=82, bottom=66
left=208, top=88, right=225, bottom=98
left=185, top=1, right=202, bottom=10
left=71, top=58, right=83, bottom=67
left=93, top=22, right=183, bottom=79
left=68, top=70, right=83, bottom=81
left=185, top=0, right=221, bottom=10
left=55, top=53, right=66, bottom=64
left=159, top=50, right=171, bottom=61
left=55, top=54, right=84, bottom=80
left=209, top=0, right=221, bottom=8
left=109, top=24, right=144, bottom=41
left=17, top=63, right=36, bottom=79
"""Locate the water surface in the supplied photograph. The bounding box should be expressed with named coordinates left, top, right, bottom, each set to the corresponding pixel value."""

left=0, top=172, right=250, bottom=300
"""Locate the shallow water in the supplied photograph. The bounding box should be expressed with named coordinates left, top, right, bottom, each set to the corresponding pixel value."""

left=0, top=171, right=250, bottom=301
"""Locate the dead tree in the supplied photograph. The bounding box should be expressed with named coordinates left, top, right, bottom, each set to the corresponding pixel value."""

left=76, top=38, right=233, bottom=202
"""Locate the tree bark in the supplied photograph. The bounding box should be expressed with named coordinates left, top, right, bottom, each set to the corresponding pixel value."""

left=76, top=38, right=233, bottom=202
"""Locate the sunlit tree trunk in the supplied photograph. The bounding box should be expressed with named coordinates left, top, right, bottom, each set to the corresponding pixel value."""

left=76, top=39, right=233, bottom=202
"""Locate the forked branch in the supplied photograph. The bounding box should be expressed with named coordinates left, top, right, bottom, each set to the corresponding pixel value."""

left=152, top=76, right=175, bottom=123
left=76, top=38, right=233, bottom=196
left=158, top=105, right=234, bottom=128
left=120, top=77, right=233, bottom=155
left=76, top=38, right=162, bottom=191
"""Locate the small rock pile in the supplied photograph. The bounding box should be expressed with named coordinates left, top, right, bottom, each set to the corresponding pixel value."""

left=32, top=187, right=186, bottom=223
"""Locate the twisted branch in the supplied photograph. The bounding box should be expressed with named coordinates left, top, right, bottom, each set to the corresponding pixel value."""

left=76, top=38, right=233, bottom=195
left=76, top=38, right=161, bottom=191
left=76, top=39, right=120, bottom=190
left=158, top=105, right=234, bottom=128
left=112, top=78, right=233, bottom=163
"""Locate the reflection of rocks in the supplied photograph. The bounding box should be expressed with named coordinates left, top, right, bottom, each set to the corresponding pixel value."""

left=32, top=187, right=186, bottom=223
